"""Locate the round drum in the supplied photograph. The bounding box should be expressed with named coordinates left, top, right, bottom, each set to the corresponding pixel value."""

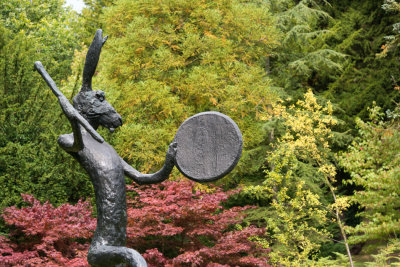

left=173, top=111, right=243, bottom=182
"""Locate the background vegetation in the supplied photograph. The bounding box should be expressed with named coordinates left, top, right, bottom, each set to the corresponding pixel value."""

left=1, top=0, right=400, bottom=266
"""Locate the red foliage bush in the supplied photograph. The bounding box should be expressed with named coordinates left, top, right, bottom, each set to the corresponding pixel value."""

left=0, top=194, right=95, bottom=266
left=1, top=181, right=270, bottom=266
left=127, top=179, right=271, bottom=267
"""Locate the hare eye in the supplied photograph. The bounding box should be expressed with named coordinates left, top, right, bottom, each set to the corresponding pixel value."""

left=96, top=91, right=105, bottom=102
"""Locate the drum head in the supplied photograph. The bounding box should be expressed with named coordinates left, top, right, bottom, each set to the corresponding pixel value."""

left=173, top=111, right=243, bottom=182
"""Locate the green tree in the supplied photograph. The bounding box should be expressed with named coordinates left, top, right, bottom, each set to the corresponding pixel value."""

left=81, top=0, right=115, bottom=45
left=379, top=0, right=400, bottom=57
left=324, top=0, right=400, bottom=121
left=98, top=0, right=281, bottom=182
left=0, top=0, right=92, bottom=208
left=241, top=91, right=352, bottom=265
left=340, top=103, right=400, bottom=251
left=268, top=0, right=346, bottom=96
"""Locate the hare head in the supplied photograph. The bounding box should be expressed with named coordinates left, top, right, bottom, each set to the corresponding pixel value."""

left=73, top=90, right=122, bottom=133
left=73, top=29, right=122, bottom=133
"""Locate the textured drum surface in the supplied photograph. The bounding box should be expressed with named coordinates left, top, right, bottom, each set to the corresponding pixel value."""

left=174, top=111, right=243, bottom=182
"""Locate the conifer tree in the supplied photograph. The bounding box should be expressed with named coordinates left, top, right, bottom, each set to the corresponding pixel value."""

left=268, top=0, right=346, bottom=95
left=340, top=103, right=400, bottom=251
left=325, top=0, right=400, bottom=120
left=0, top=0, right=92, bottom=208
left=380, top=0, right=400, bottom=56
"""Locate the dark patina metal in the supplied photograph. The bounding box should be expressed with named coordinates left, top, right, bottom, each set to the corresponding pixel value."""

left=35, top=29, right=242, bottom=267
left=174, top=111, right=243, bottom=182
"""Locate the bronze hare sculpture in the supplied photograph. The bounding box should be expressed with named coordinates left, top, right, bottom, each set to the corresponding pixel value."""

left=35, top=29, right=242, bottom=267
left=35, top=29, right=176, bottom=267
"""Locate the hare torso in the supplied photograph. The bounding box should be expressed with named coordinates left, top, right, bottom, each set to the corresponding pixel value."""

left=61, top=132, right=127, bottom=247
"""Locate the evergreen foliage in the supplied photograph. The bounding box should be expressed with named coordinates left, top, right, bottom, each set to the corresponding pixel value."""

left=340, top=103, right=400, bottom=250
left=380, top=0, right=400, bottom=57
left=268, top=0, right=346, bottom=96
left=0, top=0, right=92, bottom=208
left=325, top=0, right=400, bottom=120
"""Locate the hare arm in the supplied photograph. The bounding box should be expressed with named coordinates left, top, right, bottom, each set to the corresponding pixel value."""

left=121, top=158, right=173, bottom=185
left=121, top=143, right=176, bottom=185
left=34, top=61, right=104, bottom=146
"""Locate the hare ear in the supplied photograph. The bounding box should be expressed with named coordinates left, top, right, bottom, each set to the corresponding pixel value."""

left=81, top=29, right=108, bottom=92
